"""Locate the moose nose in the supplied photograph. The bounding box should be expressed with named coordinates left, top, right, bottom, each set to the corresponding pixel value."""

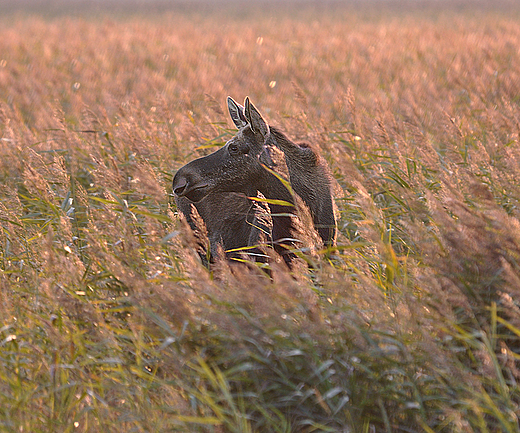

left=173, top=176, right=188, bottom=196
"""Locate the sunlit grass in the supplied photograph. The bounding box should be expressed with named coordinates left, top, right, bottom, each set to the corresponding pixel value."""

left=1, top=1, right=520, bottom=431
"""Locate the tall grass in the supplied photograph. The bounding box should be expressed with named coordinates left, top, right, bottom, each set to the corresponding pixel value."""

left=1, top=1, right=520, bottom=431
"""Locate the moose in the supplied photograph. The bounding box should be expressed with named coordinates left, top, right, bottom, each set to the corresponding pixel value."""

left=173, top=97, right=336, bottom=267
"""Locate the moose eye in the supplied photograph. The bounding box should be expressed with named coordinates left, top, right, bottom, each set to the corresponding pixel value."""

left=228, top=143, right=239, bottom=154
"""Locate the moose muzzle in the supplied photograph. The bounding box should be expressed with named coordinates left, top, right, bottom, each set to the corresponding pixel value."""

left=172, top=168, right=210, bottom=203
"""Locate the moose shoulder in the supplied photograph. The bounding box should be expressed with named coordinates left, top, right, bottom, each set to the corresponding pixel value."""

left=173, top=97, right=335, bottom=266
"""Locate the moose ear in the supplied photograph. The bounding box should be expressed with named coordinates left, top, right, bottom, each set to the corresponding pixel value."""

left=244, top=97, right=269, bottom=139
left=227, top=96, right=248, bottom=129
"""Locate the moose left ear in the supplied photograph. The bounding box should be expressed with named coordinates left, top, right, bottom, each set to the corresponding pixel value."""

left=244, top=97, right=269, bottom=139
left=227, top=96, right=248, bottom=129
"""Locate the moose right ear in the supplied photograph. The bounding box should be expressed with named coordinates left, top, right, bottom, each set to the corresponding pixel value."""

left=244, top=97, right=269, bottom=139
left=227, top=97, right=248, bottom=129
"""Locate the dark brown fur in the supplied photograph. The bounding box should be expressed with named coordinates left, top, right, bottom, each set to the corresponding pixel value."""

left=173, top=97, right=335, bottom=266
left=268, top=127, right=336, bottom=247
left=176, top=192, right=271, bottom=265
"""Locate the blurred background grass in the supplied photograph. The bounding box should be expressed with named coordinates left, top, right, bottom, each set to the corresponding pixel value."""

left=1, top=0, right=520, bottom=431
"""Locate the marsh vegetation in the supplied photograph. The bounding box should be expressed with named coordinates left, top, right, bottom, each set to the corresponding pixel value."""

left=1, top=1, right=520, bottom=431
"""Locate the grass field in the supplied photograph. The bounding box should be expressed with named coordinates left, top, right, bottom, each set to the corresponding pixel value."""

left=1, top=1, right=520, bottom=431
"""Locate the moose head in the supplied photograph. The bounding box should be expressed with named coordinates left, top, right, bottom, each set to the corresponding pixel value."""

left=173, top=97, right=288, bottom=205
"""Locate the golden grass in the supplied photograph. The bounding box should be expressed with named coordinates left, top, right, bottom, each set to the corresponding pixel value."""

left=1, top=1, right=520, bottom=431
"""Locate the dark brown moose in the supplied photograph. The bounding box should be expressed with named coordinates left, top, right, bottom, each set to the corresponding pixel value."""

left=173, top=97, right=335, bottom=266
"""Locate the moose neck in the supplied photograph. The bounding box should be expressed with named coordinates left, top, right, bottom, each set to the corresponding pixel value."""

left=259, top=169, right=297, bottom=266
